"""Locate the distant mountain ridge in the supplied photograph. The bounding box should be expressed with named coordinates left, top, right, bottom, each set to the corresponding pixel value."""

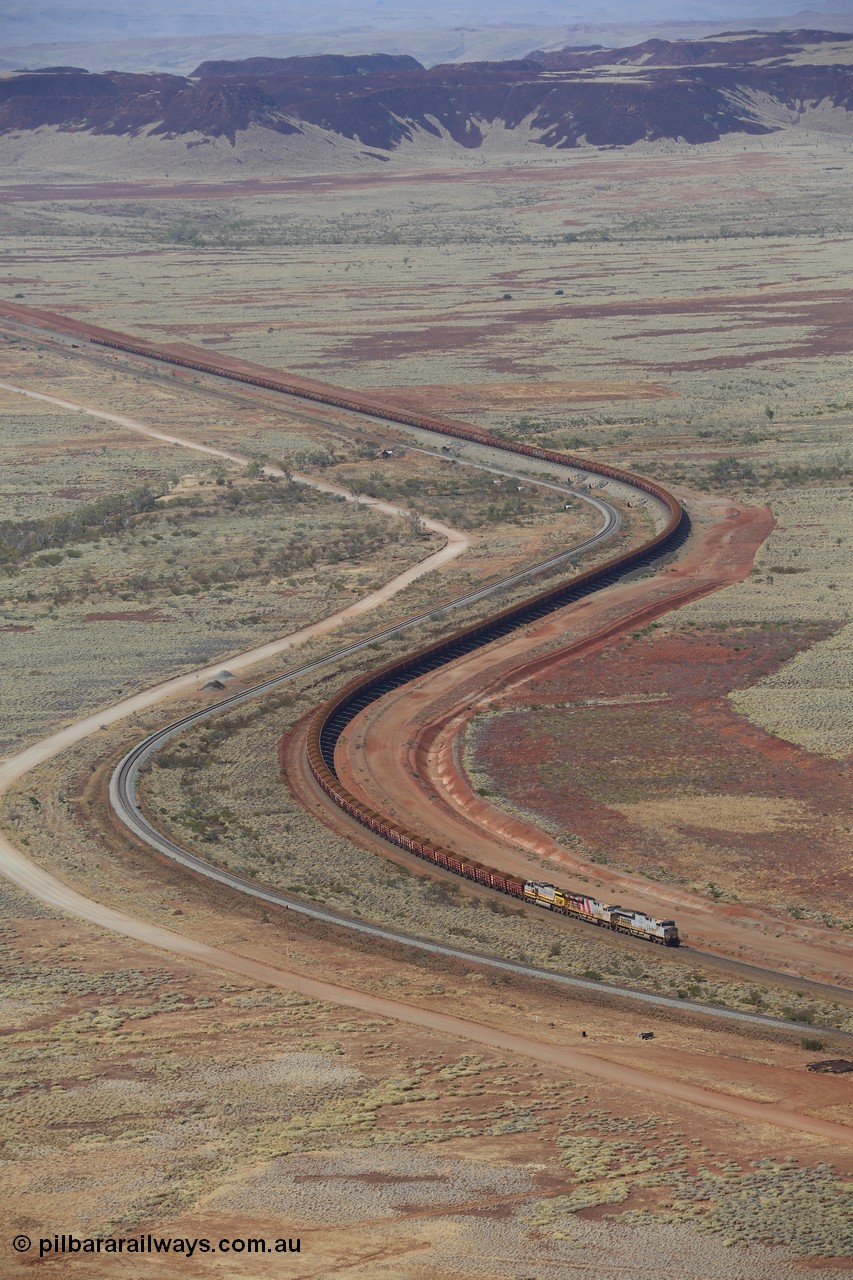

left=192, top=53, right=424, bottom=79
left=2, top=31, right=852, bottom=153
left=4, top=1, right=853, bottom=76
left=529, top=28, right=853, bottom=67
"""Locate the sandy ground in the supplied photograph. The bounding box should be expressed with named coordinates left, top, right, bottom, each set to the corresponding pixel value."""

left=4, top=898, right=852, bottom=1280
left=2, top=145, right=852, bottom=1270
left=0, top=381, right=849, bottom=1148
left=5, top=830, right=853, bottom=1147
left=0, top=377, right=470, bottom=763
left=328, top=490, right=853, bottom=987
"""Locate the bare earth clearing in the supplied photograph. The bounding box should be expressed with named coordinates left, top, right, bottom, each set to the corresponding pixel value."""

left=328, top=489, right=853, bottom=983
left=1, top=128, right=852, bottom=1274
left=468, top=620, right=851, bottom=923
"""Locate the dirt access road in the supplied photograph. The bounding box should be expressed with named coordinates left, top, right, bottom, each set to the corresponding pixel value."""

left=0, top=358, right=849, bottom=1143
left=329, top=489, right=853, bottom=988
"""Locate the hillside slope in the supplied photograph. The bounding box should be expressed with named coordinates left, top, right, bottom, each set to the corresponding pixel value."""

left=1, top=32, right=852, bottom=160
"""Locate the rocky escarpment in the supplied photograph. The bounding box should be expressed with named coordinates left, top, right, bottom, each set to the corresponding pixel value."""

left=528, top=28, right=853, bottom=68
left=192, top=53, right=424, bottom=78
left=2, top=33, right=852, bottom=150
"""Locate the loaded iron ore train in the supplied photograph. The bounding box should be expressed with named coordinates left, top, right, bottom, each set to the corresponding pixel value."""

left=91, top=333, right=683, bottom=950
left=311, top=764, right=680, bottom=945
left=87, top=334, right=677, bottom=508
left=524, top=882, right=679, bottom=945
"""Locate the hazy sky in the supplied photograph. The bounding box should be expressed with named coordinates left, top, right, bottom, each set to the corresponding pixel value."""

left=3, top=0, right=851, bottom=72
left=5, top=0, right=853, bottom=40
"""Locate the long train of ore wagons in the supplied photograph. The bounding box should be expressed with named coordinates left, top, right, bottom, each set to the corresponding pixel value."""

left=91, top=334, right=684, bottom=947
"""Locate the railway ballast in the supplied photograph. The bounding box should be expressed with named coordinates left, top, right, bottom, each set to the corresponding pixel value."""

left=92, top=332, right=687, bottom=950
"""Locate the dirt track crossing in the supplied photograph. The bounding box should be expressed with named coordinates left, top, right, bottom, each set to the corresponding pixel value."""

left=1, top=319, right=851, bottom=1143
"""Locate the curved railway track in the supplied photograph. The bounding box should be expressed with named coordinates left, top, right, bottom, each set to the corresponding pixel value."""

left=79, top=329, right=851, bottom=1036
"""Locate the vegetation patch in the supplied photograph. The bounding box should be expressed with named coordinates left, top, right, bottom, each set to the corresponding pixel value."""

left=466, top=622, right=852, bottom=923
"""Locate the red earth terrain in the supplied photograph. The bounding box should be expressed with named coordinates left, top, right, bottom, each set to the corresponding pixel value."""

left=468, top=620, right=851, bottom=922
left=310, top=490, right=853, bottom=986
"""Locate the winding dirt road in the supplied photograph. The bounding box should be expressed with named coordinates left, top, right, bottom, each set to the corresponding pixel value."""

left=331, top=490, right=853, bottom=986
left=5, top=836, right=853, bottom=1143
left=1, top=358, right=851, bottom=1145
left=0, top=377, right=477, bottom=784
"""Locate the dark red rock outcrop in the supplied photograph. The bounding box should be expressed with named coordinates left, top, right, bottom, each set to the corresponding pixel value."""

left=192, top=53, right=423, bottom=78
left=1, top=34, right=851, bottom=151
left=0, top=69, right=298, bottom=142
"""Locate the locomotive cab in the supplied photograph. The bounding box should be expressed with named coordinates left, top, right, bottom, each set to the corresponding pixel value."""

left=658, top=920, right=680, bottom=947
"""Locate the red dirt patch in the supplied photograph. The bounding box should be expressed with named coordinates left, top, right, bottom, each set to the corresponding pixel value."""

left=325, top=285, right=853, bottom=371
left=367, top=379, right=676, bottom=414
left=0, top=624, right=33, bottom=632
left=469, top=622, right=851, bottom=918
left=0, top=156, right=779, bottom=203
left=54, top=486, right=96, bottom=499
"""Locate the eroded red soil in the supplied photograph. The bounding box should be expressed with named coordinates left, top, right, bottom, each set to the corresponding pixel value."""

left=335, top=287, right=853, bottom=370
left=318, top=491, right=853, bottom=981
left=365, top=378, right=676, bottom=414
left=82, top=609, right=168, bottom=622
left=0, top=154, right=780, bottom=203
left=470, top=621, right=851, bottom=918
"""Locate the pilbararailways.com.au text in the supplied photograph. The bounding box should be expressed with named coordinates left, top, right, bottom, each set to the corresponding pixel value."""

left=12, top=1234, right=301, bottom=1259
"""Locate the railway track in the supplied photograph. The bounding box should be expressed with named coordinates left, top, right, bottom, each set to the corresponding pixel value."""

left=80, top=328, right=851, bottom=1037
left=111, top=451, right=624, bottom=846
left=113, top=689, right=851, bottom=1033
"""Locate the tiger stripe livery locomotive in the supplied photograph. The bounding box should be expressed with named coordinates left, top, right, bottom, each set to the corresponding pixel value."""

left=523, top=882, right=680, bottom=945
left=88, top=332, right=685, bottom=954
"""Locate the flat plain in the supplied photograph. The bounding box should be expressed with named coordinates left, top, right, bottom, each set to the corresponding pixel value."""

left=1, top=119, right=852, bottom=1275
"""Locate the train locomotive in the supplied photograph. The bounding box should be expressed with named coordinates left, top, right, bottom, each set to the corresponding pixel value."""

left=311, top=766, right=681, bottom=946
left=90, top=332, right=684, bottom=953
left=522, top=881, right=680, bottom=945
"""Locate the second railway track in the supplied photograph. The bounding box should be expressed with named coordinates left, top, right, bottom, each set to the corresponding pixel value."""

left=59, top=322, right=846, bottom=1036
